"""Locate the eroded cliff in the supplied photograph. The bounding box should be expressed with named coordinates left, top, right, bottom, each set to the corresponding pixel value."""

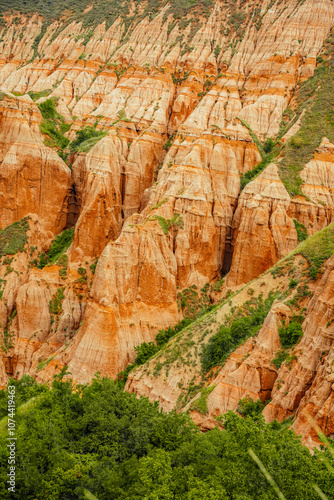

left=0, top=0, right=334, bottom=445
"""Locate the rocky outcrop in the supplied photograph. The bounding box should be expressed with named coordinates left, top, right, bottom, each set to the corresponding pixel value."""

left=264, top=256, right=334, bottom=448
left=1, top=1, right=334, bottom=454
left=198, top=301, right=292, bottom=419
left=126, top=245, right=334, bottom=446
left=125, top=267, right=295, bottom=412
left=62, top=216, right=180, bottom=383
left=0, top=93, right=71, bottom=234
left=71, top=133, right=125, bottom=261
left=227, top=164, right=298, bottom=286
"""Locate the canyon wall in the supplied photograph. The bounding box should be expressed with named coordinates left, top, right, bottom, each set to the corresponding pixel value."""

left=0, top=0, right=333, bottom=444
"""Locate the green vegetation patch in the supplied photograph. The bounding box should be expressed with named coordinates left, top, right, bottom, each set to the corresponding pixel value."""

left=31, top=227, right=74, bottom=270
left=49, top=288, right=65, bottom=315
left=0, top=373, right=333, bottom=499
left=0, top=217, right=29, bottom=257
left=279, top=53, right=334, bottom=196
left=37, top=355, right=56, bottom=372
left=279, top=319, right=303, bottom=348
left=28, top=89, right=52, bottom=102
left=70, top=125, right=107, bottom=154
left=201, top=292, right=281, bottom=373
left=47, top=227, right=74, bottom=263
left=38, top=97, right=70, bottom=158
left=177, top=283, right=213, bottom=319
left=237, top=396, right=265, bottom=420
left=190, top=386, right=215, bottom=415
left=271, top=350, right=297, bottom=370
left=149, top=213, right=184, bottom=235
left=293, top=219, right=308, bottom=242
left=271, top=221, right=334, bottom=280
left=291, top=221, right=334, bottom=278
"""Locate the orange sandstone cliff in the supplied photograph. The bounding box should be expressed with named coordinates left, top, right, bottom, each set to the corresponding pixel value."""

left=0, top=0, right=334, bottom=446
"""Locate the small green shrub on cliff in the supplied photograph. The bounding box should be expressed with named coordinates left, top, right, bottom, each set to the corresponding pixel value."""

left=237, top=396, right=265, bottom=420
left=49, top=288, right=65, bottom=315
left=70, top=126, right=107, bottom=153
left=293, top=219, right=308, bottom=242
left=28, top=89, right=52, bottom=101
left=279, top=320, right=303, bottom=348
left=190, top=386, right=215, bottom=415
left=0, top=218, right=29, bottom=256
left=38, top=98, right=70, bottom=154
left=47, top=228, right=74, bottom=263
left=201, top=293, right=280, bottom=373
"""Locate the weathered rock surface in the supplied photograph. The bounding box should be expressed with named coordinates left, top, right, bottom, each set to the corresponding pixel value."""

left=227, top=164, right=298, bottom=286
left=63, top=216, right=180, bottom=383
left=0, top=93, right=71, bottom=234
left=264, top=256, right=334, bottom=448
left=0, top=0, right=334, bottom=448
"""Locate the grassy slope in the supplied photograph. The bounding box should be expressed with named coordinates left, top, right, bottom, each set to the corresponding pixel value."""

left=279, top=55, right=334, bottom=196
left=0, top=0, right=214, bottom=31
left=128, top=221, right=334, bottom=411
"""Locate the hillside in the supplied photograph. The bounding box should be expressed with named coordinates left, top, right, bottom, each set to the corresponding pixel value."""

left=0, top=0, right=333, bottom=455
left=126, top=222, right=334, bottom=448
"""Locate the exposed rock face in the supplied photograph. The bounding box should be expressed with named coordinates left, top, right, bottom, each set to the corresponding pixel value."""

left=0, top=0, right=334, bottom=448
left=300, top=137, right=334, bottom=207
left=227, top=164, right=298, bottom=286
left=63, top=216, right=180, bottom=383
left=227, top=151, right=334, bottom=286
left=202, top=301, right=292, bottom=417
left=71, top=134, right=125, bottom=261
left=264, top=256, right=334, bottom=448
left=0, top=93, right=71, bottom=234
left=125, top=269, right=294, bottom=412
left=126, top=249, right=334, bottom=447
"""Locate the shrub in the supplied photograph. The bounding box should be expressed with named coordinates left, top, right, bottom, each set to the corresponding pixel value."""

left=0, top=217, right=29, bottom=256
left=263, top=137, right=275, bottom=154
left=28, top=89, right=52, bottom=101
left=237, top=396, right=264, bottom=420
left=279, top=320, right=303, bottom=348
left=38, top=98, right=70, bottom=155
left=271, top=349, right=288, bottom=369
left=90, top=259, right=98, bottom=274
left=289, top=278, right=298, bottom=289
left=134, top=342, right=159, bottom=365
left=70, top=126, right=107, bottom=153
left=49, top=288, right=65, bottom=315
left=190, top=386, right=215, bottom=414
left=293, top=219, right=308, bottom=242
left=47, top=228, right=74, bottom=263
left=201, top=293, right=279, bottom=373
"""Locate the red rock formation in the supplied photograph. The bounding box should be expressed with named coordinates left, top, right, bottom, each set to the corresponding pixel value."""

left=264, top=256, right=334, bottom=448
left=1, top=3, right=334, bottom=451
left=63, top=216, right=180, bottom=383
left=0, top=93, right=71, bottom=234
left=227, top=164, right=298, bottom=286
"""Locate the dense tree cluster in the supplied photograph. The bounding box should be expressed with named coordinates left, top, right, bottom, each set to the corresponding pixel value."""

left=0, top=372, right=333, bottom=499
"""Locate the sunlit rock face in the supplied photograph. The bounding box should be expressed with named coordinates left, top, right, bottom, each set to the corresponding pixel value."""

left=0, top=0, right=334, bottom=426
